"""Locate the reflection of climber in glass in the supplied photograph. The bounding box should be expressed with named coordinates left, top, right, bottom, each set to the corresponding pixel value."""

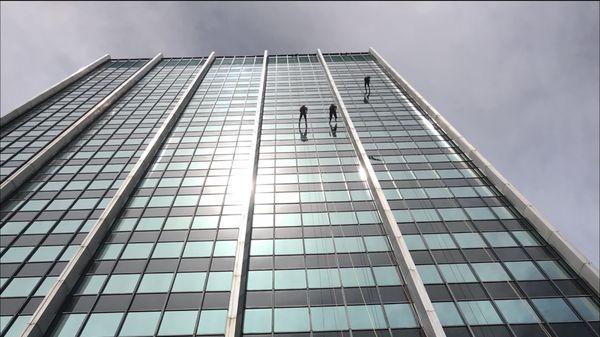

left=329, top=120, right=338, bottom=138
left=299, top=122, right=308, bottom=142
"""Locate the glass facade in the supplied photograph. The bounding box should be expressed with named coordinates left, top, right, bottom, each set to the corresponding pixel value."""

left=0, top=51, right=597, bottom=337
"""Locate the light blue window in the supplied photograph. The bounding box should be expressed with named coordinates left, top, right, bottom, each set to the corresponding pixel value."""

left=197, top=310, right=227, bottom=335
left=373, top=266, right=402, bottom=286
left=304, top=238, right=335, bottom=254
left=158, top=311, right=197, bottom=336
left=491, top=207, right=515, bottom=219
left=450, top=187, right=478, bottom=197
left=275, top=213, right=301, bottom=227
left=97, top=244, right=123, bottom=260
left=163, top=217, right=192, bottom=230
left=347, top=305, right=387, bottom=330
left=532, top=298, right=580, bottom=322
left=457, top=301, right=502, bottom=325
left=119, top=311, right=161, bottom=336
left=274, top=270, right=306, bottom=289
left=274, top=308, right=310, bottom=332
left=404, top=235, right=426, bottom=250
left=243, top=309, right=272, bottom=333
left=29, top=246, right=63, bottom=262
left=537, top=261, right=570, bottom=279
left=438, top=208, right=468, bottom=221
left=330, top=212, right=357, bottom=225
left=399, top=188, right=427, bottom=199
left=410, top=209, right=441, bottom=222
left=49, top=314, right=85, bottom=337
left=423, top=234, right=457, bottom=250
left=192, top=216, right=219, bottom=229
left=425, top=188, right=453, bottom=199
left=483, top=232, right=517, bottom=247
left=121, top=243, right=153, bottom=259
left=384, top=304, right=418, bottom=328
left=148, top=195, right=174, bottom=208
left=206, top=272, right=232, bottom=291
left=1, top=222, right=27, bottom=235
left=34, top=276, right=58, bottom=296
left=453, top=233, right=486, bottom=248
left=505, top=261, right=544, bottom=280
left=465, top=207, right=496, bottom=220
left=274, top=239, right=303, bottom=255
left=248, top=270, right=273, bottom=290
left=302, top=213, right=330, bottom=226
left=173, top=195, right=199, bottom=207
left=1, top=246, right=34, bottom=263
left=172, top=272, right=206, bottom=292
left=495, top=299, right=540, bottom=323
left=152, top=242, right=184, bottom=258
left=103, top=274, right=139, bottom=294
left=137, top=273, right=174, bottom=293
left=433, top=302, right=464, bottom=326
left=310, top=306, right=348, bottom=331
left=334, top=237, right=365, bottom=253
left=24, top=220, right=55, bottom=234
left=512, top=231, right=540, bottom=246
left=364, top=236, right=389, bottom=252
left=80, top=313, right=123, bottom=337
left=439, top=264, right=477, bottom=283
left=472, top=263, right=511, bottom=282
left=417, top=265, right=443, bottom=284
left=54, top=220, right=84, bottom=233
left=393, top=210, right=413, bottom=223
left=1, top=277, right=40, bottom=297
left=183, top=241, right=213, bottom=257
left=357, top=211, right=379, bottom=224
left=307, top=269, right=340, bottom=288
left=340, top=267, right=375, bottom=287
left=250, top=240, right=273, bottom=255
left=568, top=297, right=600, bottom=321
left=325, top=191, right=351, bottom=202
left=136, top=217, right=164, bottom=231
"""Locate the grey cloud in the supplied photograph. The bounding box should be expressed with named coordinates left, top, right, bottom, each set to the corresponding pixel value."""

left=1, top=1, right=598, bottom=265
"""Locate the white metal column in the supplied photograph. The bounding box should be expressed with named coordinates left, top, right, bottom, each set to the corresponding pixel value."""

left=317, top=49, right=447, bottom=337
left=225, top=50, right=269, bottom=337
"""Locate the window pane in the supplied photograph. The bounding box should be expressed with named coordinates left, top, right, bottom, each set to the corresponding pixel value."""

left=172, top=272, right=206, bottom=292
left=274, top=270, right=306, bottom=289
left=432, top=302, right=464, bottom=326
left=197, top=310, right=227, bottom=335
left=248, top=270, right=273, bottom=290
left=453, top=233, right=486, bottom=248
left=384, top=304, right=418, bottom=328
left=80, top=313, right=123, bottom=337
left=417, top=265, right=443, bottom=284
left=438, top=264, right=477, bottom=283
left=120, top=311, right=161, bottom=336
left=423, top=234, right=457, bottom=250
left=537, top=261, right=570, bottom=279
left=495, top=300, right=540, bottom=323
left=568, top=297, right=600, bottom=321
left=103, top=274, right=139, bottom=294
left=49, top=314, right=85, bottom=337
left=307, top=269, right=341, bottom=288
left=243, top=309, right=272, bottom=333
left=472, top=263, right=510, bottom=282
left=138, top=273, right=174, bottom=293
left=373, top=266, right=402, bottom=286
left=347, top=305, right=387, bottom=330
left=158, top=311, right=198, bottom=336
left=482, top=232, right=517, bottom=247
left=340, top=267, right=375, bottom=287
left=532, top=298, right=580, bottom=322
left=504, top=261, right=544, bottom=280
left=457, top=301, right=502, bottom=325
left=274, top=308, right=310, bottom=332
left=310, top=306, right=348, bottom=331
left=274, top=239, right=303, bottom=255
left=206, top=272, right=232, bottom=291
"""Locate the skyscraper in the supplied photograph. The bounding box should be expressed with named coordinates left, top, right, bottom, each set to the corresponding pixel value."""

left=0, top=50, right=598, bottom=337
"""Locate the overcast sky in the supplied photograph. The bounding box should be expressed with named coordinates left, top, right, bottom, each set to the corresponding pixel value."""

left=1, top=1, right=598, bottom=265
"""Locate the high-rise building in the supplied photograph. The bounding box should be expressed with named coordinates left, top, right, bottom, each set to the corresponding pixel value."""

left=0, top=50, right=598, bottom=337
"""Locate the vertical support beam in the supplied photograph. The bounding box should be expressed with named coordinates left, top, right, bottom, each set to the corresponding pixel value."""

left=0, top=54, right=111, bottom=126
left=21, top=52, right=217, bottom=337
left=0, top=53, right=163, bottom=203
left=225, top=50, right=268, bottom=337
left=369, top=47, right=599, bottom=295
left=317, top=49, right=447, bottom=337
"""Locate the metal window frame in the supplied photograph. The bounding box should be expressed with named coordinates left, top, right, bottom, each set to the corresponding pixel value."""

left=317, top=49, right=447, bottom=337
left=225, top=50, right=269, bottom=337
left=368, top=47, right=599, bottom=295
left=20, top=52, right=216, bottom=337
left=0, top=53, right=163, bottom=203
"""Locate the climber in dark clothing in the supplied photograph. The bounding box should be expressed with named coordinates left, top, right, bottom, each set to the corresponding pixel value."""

left=299, top=105, right=308, bottom=126
left=364, top=76, right=371, bottom=95
left=329, top=104, right=337, bottom=122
